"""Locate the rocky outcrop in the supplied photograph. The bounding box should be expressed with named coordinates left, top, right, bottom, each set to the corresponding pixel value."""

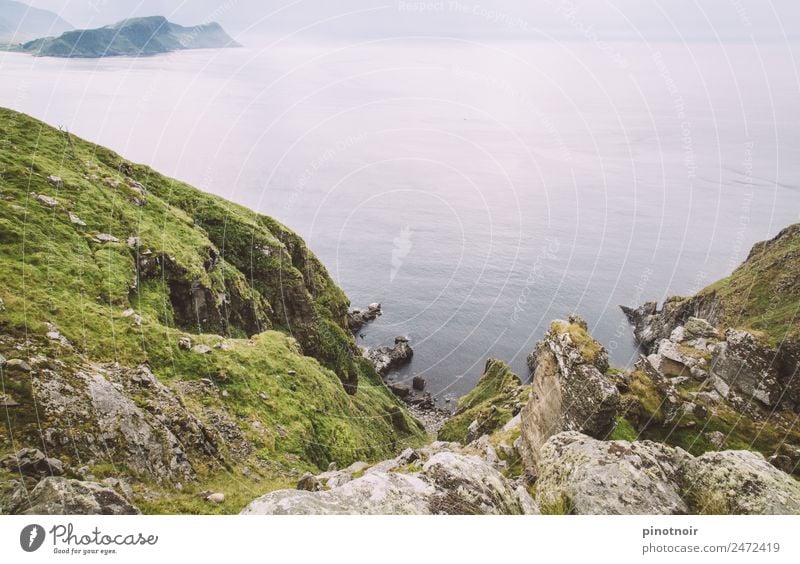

left=535, top=432, right=800, bottom=515
left=710, top=329, right=789, bottom=409
left=241, top=442, right=532, bottom=515
left=1, top=448, right=64, bottom=478
left=5, top=477, right=140, bottom=515
left=621, top=295, right=722, bottom=353
left=518, top=317, right=619, bottom=469
left=536, top=432, right=689, bottom=514
left=27, top=361, right=221, bottom=485
left=681, top=450, right=800, bottom=514
left=347, top=303, right=382, bottom=332
left=365, top=336, right=414, bottom=376
left=628, top=311, right=798, bottom=412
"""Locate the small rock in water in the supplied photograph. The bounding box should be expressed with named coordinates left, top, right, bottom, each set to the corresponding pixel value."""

left=388, top=382, right=411, bottom=398
left=412, top=376, right=426, bottom=391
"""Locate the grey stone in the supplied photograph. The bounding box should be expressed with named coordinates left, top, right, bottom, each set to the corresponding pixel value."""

left=519, top=321, right=619, bottom=470
left=535, top=432, right=689, bottom=515
left=10, top=477, right=140, bottom=515
left=681, top=450, right=800, bottom=514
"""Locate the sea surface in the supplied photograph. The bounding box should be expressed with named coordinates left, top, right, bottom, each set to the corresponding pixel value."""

left=1, top=38, right=798, bottom=404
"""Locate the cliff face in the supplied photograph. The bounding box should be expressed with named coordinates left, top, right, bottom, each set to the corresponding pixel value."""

left=0, top=108, right=425, bottom=514
left=622, top=225, right=800, bottom=413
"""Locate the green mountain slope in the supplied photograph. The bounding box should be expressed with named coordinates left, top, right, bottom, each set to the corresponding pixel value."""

left=0, top=107, right=424, bottom=513
left=19, top=15, right=238, bottom=57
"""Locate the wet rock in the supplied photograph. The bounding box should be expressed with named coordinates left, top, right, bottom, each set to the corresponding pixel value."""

left=412, top=376, right=426, bottom=391
left=347, top=303, right=382, bottom=332
left=388, top=382, right=411, bottom=399
left=365, top=337, right=413, bottom=376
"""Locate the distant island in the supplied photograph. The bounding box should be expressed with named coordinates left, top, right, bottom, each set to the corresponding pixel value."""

left=9, top=15, right=239, bottom=58
left=0, top=0, right=73, bottom=43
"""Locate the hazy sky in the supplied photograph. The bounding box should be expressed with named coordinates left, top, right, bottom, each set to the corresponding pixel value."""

left=23, top=0, right=800, bottom=41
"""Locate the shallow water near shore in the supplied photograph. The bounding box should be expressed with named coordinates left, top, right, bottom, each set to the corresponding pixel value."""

left=1, top=38, right=798, bottom=404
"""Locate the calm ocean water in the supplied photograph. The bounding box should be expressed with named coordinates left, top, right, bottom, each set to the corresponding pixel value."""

left=1, top=39, right=798, bottom=403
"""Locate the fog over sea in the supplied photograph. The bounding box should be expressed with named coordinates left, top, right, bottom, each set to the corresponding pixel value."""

left=1, top=37, right=798, bottom=403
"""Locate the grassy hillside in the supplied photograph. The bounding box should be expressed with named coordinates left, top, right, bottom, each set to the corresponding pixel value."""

left=0, top=107, right=425, bottom=513
left=698, top=224, right=800, bottom=347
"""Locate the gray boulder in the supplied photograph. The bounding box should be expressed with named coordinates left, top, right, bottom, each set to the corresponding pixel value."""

left=241, top=444, right=525, bottom=515
left=681, top=450, right=800, bottom=514
left=242, top=472, right=435, bottom=515
left=9, top=477, right=140, bottom=515
left=535, top=432, right=689, bottom=515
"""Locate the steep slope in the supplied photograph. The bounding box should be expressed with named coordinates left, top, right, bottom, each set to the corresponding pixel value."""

left=0, top=0, right=73, bottom=43
left=18, top=15, right=238, bottom=57
left=0, top=107, right=425, bottom=514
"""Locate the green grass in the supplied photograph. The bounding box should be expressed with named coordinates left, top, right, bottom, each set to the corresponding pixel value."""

left=550, top=320, right=604, bottom=364
left=0, top=107, right=426, bottom=512
left=608, top=416, right=638, bottom=442
left=698, top=224, right=800, bottom=347
left=438, top=359, right=525, bottom=443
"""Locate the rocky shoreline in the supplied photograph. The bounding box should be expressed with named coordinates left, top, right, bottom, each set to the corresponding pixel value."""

left=243, top=310, right=800, bottom=515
